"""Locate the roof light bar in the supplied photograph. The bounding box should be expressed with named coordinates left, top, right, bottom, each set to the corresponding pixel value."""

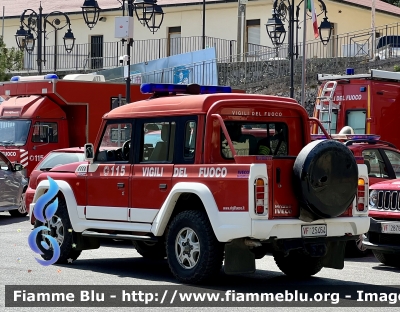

left=311, top=134, right=381, bottom=141
left=10, top=74, right=59, bottom=82
left=140, top=83, right=232, bottom=94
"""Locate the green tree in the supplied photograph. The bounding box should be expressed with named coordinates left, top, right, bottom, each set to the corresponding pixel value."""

left=382, top=0, right=400, bottom=7
left=0, top=36, right=24, bottom=81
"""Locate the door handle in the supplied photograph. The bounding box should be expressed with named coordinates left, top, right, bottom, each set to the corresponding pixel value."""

left=117, top=182, right=125, bottom=188
left=276, top=168, right=281, bottom=184
left=159, top=184, right=167, bottom=190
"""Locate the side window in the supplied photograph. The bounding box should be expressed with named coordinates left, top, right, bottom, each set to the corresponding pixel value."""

left=362, top=149, right=389, bottom=178
left=184, top=121, right=196, bottom=159
left=0, top=155, right=9, bottom=171
left=383, top=149, right=400, bottom=178
left=32, top=122, right=58, bottom=143
left=221, top=122, right=288, bottom=158
left=319, top=110, right=337, bottom=134
left=96, top=122, right=132, bottom=162
left=141, top=121, right=176, bottom=162
left=346, top=110, right=366, bottom=134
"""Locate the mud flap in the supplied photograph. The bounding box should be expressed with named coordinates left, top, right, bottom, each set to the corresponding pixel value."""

left=321, top=241, right=346, bottom=269
left=224, top=239, right=256, bottom=274
left=75, top=233, right=100, bottom=251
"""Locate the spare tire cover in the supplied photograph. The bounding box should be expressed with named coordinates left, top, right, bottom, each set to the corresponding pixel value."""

left=293, top=139, right=358, bottom=219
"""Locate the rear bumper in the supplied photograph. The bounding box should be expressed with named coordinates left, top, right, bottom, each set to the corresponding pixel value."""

left=252, top=216, right=370, bottom=241
left=363, top=218, right=400, bottom=253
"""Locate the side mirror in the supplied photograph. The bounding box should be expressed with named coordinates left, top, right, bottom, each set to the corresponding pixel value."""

left=84, top=143, right=94, bottom=162
left=14, top=164, right=23, bottom=171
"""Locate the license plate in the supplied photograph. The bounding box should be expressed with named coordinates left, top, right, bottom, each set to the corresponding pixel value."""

left=301, top=224, right=327, bottom=237
left=381, top=222, right=400, bottom=234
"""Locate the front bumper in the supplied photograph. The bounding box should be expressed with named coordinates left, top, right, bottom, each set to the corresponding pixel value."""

left=363, top=218, right=400, bottom=253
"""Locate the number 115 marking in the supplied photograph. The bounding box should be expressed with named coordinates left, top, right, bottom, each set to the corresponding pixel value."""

left=103, top=165, right=126, bottom=176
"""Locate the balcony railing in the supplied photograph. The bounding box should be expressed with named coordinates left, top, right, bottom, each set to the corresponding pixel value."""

left=10, top=22, right=400, bottom=77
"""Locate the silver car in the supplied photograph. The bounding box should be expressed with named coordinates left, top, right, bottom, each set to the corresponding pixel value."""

left=0, top=151, right=28, bottom=217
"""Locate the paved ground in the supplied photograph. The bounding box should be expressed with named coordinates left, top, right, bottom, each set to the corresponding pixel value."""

left=1, top=211, right=400, bottom=312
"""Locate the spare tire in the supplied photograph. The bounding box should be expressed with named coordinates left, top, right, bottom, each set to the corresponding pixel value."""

left=293, top=139, right=358, bottom=221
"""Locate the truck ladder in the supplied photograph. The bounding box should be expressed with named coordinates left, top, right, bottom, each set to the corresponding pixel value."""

left=316, top=81, right=339, bottom=134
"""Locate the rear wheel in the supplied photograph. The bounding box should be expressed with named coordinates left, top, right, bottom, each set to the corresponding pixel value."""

left=373, top=251, right=400, bottom=267
left=166, top=210, right=223, bottom=284
left=274, top=250, right=323, bottom=278
left=132, top=240, right=166, bottom=259
left=9, top=190, right=28, bottom=217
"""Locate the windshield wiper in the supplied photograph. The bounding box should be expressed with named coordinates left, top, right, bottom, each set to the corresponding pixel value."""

left=0, top=140, right=15, bottom=146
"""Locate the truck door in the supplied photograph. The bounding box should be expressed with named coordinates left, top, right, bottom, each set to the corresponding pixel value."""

left=0, top=153, right=18, bottom=208
left=85, top=121, right=132, bottom=221
left=130, top=120, right=175, bottom=223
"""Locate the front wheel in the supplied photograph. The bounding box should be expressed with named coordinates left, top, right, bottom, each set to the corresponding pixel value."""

left=166, top=210, right=223, bottom=284
left=373, top=251, right=400, bottom=267
left=274, top=250, right=323, bottom=278
left=34, top=199, right=81, bottom=264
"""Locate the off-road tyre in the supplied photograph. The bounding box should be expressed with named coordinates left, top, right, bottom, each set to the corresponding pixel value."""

left=9, top=189, right=28, bottom=217
left=293, top=139, right=358, bottom=220
left=345, top=235, right=369, bottom=257
left=373, top=251, right=400, bottom=267
left=274, top=250, right=323, bottom=278
left=132, top=240, right=166, bottom=259
left=166, top=210, right=224, bottom=284
left=34, top=199, right=81, bottom=264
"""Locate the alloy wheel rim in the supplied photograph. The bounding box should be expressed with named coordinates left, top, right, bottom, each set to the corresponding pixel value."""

left=175, top=227, right=200, bottom=269
left=17, top=193, right=27, bottom=213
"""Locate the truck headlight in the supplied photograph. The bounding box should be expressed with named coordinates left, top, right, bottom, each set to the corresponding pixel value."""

left=369, top=190, right=378, bottom=208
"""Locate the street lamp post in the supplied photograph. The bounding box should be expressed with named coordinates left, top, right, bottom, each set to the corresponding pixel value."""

left=266, top=0, right=332, bottom=99
left=14, top=3, right=76, bottom=75
left=82, top=0, right=164, bottom=103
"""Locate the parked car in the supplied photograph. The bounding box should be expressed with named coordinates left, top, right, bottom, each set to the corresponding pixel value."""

left=26, top=147, right=85, bottom=221
left=0, top=151, right=27, bottom=217
left=375, top=35, right=400, bottom=60
left=313, top=132, right=400, bottom=256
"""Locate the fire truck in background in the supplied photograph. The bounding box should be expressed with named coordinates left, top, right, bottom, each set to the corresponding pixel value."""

left=0, top=74, right=149, bottom=178
left=312, top=69, right=400, bottom=148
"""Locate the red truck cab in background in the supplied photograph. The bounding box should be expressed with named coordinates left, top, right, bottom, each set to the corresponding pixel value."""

left=0, top=73, right=149, bottom=179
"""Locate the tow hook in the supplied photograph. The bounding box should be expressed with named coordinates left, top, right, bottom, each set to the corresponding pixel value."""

left=305, top=243, right=327, bottom=257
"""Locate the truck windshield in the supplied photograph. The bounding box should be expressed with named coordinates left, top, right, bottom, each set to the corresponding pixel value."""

left=0, top=120, right=31, bottom=146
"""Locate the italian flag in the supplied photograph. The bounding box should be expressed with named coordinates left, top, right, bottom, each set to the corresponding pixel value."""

left=307, top=0, right=319, bottom=39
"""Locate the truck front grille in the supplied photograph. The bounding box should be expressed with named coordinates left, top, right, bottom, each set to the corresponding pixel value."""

left=377, top=191, right=400, bottom=211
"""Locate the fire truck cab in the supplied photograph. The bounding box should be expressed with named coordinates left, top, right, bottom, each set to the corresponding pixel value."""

left=313, top=69, right=400, bottom=149
left=30, top=83, right=369, bottom=283
left=0, top=74, right=148, bottom=179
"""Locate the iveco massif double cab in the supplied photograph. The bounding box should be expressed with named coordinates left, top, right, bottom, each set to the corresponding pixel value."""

left=30, top=83, right=369, bottom=283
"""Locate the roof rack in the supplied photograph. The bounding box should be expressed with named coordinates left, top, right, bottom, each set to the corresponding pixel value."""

left=317, top=69, right=400, bottom=82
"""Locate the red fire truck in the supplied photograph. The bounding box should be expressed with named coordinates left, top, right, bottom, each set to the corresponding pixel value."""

left=0, top=74, right=149, bottom=178
left=312, top=69, right=400, bottom=148
left=30, top=83, right=369, bottom=283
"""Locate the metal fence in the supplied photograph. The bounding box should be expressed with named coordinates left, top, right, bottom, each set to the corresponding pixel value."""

left=12, top=22, right=400, bottom=76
